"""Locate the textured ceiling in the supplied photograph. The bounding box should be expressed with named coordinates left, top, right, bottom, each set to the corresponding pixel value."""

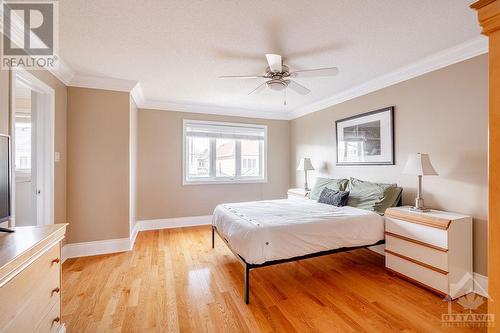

left=59, top=0, right=481, bottom=115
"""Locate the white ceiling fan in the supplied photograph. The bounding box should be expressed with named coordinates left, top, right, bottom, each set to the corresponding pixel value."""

left=219, top=53, right=338, bottom=104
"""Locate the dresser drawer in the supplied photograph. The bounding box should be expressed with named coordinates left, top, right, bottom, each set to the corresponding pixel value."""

left=0, top=244, right=61, bottom=333
left=386, top=217, right=448, bottom=249
left=385, top=234, right=448, bottom=272
left=386, top=252, right=449, bottom=295
left=34, top=300, right=61, bottom=333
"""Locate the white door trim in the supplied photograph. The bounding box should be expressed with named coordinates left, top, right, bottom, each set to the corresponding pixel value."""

left=10, top=68, right=55, bottom=226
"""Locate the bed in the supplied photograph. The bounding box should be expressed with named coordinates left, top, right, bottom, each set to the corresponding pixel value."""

left=211, top=198, right=387, bottom=304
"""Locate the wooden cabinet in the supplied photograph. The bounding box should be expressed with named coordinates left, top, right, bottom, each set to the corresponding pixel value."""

left=384, top=207, right=473, bottom=299
left=0, top=224, right=67, bottom=333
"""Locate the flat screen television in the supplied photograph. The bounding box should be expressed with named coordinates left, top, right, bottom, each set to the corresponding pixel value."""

left=0, top=134, right=11, bottom=224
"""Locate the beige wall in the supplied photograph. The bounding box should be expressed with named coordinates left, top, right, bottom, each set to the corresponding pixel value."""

left=67, top=87, right=130, bottom=243
left=0, top=69, right=67, bottom=227
left=137, top=109, right=290, bottom=220
left=129, top=97, right=138, bottom=233
left=290, top=55, right=488, bottom=275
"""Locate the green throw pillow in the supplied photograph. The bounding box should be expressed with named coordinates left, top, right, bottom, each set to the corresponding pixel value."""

left=309, top=177, right=349, bottom=200
left=347, top=177, right=402, bottom=214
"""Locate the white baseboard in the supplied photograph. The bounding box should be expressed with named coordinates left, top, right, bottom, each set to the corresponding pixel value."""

left=129, top=222, right=139, bottom=249
left=62, top=237, right=132, bottom=262
left=137, top=215, right=212, bottom=231
left=62, top=215, right=212, bottom=261
left=473, top=272, right=488, bottom=298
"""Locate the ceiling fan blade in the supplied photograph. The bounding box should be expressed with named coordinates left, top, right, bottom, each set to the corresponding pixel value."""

left=219, top=75, right=266, bottom=79
left=287, top=80, right=311, bottom=95
left=265, top=54, right=282, bottom=73
left=289, top=67, right=339, bottom=78
left=248, top=81, right=268, bottom=95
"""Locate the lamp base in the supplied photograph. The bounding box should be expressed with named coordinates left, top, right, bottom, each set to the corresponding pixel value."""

left=409, top=206, right=431, bottom=213
left=409, top=197, right=431, bottom=213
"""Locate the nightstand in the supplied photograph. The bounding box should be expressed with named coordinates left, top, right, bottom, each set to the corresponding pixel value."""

left=287, top=188, right=309, bottom=199
left=384, top=206, right=473, bottom=299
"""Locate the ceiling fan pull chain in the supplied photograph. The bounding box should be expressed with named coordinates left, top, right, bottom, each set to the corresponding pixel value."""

left=284, top=88, right=287, bottom=106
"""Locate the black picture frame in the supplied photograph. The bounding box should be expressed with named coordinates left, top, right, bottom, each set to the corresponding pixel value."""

left=335, top=106, right=395, bottom=166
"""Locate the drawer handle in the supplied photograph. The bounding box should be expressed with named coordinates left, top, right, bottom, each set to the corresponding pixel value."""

left=51, top=287, right=60, bottom=296
left=51, top=258, right=60, bottom=265
left=52, top=317, right=60, bottom=325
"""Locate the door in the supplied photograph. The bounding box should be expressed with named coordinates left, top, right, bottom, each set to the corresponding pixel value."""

left=10, top=69, right=55, bottom=227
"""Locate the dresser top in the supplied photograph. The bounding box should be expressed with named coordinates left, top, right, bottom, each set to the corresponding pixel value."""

left=0, top=224, right=67, bottom=285
left=386, top=206, right=471, bottom=230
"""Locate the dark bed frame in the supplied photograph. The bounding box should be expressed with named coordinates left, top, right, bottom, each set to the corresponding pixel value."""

left=211, top=225, right=385, bottom=304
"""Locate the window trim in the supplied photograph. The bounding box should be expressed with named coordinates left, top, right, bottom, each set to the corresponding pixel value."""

left=182, top=119, right=268, bottom=185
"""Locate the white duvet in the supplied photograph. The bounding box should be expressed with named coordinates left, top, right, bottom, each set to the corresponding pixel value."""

left=212, top=199, right=384, bottom=264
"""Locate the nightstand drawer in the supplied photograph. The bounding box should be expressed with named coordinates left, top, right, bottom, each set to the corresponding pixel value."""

left=385, top=233, right=448, bottom=272
left=386, top=217, right=448, bottom=249
left=386, top=252, right=448, bottom=295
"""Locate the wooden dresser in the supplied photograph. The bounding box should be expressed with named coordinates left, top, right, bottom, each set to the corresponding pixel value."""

left=0, top=224, right=67, bottom=333
left=384, top=207, right=473, bottom=299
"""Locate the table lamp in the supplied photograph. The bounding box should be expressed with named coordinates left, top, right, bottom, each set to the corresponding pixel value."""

left=297, top=158, right=315, bottom=191
left=403, top=153, right=438, bottom=212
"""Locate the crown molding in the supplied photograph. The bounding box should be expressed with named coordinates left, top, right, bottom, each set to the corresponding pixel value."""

left=69, top=74, right=138, bottom=92
left=47, top=58, right=75, bottom=86
left=49, top=36, right=487, bottom=120
left=130, top=83, right=145, bottom=106
left=290, top=36, right=488, bottom=119
left=140, top=99, right=291, bottom=120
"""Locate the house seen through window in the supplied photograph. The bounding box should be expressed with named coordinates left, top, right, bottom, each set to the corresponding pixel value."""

left=184, top=120, right=266, bottom=184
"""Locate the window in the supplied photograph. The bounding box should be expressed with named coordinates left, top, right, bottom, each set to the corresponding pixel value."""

left=184, top=120, right=267, bottom=184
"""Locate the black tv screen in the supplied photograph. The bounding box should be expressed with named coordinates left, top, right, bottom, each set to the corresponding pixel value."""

left=0, top=135, right=10, bottom=223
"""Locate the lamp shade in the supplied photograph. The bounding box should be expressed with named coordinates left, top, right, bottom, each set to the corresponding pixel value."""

left=297, top=158, right=315, bottom=171
left=403, top=153, right=438, bottom=176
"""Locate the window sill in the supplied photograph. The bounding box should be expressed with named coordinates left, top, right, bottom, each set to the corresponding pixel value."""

left=183, top=178, right=268, bottom=186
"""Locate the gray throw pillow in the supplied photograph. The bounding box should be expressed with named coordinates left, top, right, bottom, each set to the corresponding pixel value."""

left=318, top=188, right=350, bottom=207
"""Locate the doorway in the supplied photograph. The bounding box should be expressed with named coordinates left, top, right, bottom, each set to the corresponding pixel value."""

left=10, top=69, right=55, bottom=227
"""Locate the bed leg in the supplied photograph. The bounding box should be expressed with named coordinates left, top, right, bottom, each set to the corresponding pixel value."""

left=211, top=226, right=215, bottom=248
left=245, top=264, right=250, bottom=304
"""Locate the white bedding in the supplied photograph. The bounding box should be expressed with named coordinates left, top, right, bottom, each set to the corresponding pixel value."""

left=212, top=199, right=384, bottom=264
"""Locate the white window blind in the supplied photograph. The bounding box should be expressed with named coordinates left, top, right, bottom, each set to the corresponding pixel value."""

left=183, top=120, right=267, bottom=184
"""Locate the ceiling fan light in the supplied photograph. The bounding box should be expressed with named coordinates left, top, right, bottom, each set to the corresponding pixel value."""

left=267, top=81, right=287, bottom=91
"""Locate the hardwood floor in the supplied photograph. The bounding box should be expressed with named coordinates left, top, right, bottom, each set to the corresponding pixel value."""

left=62, top=226, right=488, bottom=332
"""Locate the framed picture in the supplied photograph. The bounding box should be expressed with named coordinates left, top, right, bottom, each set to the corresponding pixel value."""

left=335, top=106, right=394, bottom=166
